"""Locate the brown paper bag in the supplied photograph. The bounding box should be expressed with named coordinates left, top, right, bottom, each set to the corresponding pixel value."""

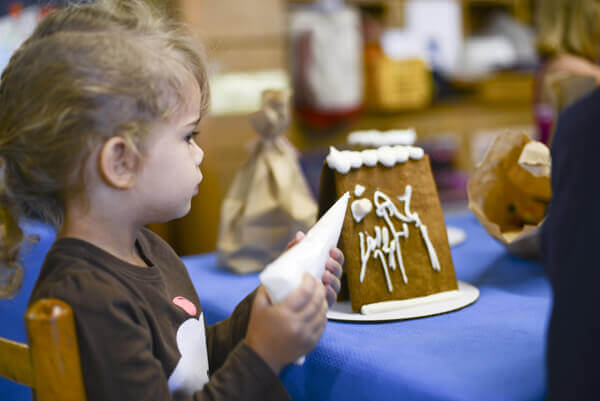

left=216, top=90, right=318, bottom=273
left=467, top=132, right=551, bottom=259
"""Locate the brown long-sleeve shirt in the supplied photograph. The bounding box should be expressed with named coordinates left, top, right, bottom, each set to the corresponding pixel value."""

left=29, top=228, right=289, bottom=401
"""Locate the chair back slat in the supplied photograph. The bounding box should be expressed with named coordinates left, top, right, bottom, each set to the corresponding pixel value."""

left=0, top=337, right=34, bottom=386
left=26, top=298, right=86, bottom=401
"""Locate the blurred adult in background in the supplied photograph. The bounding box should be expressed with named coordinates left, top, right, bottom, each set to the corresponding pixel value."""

left=537, top=4, right=600, bottom=398
left=534, top=0, right=600, bottom=145
left=542, top=87, right=600, bottom=401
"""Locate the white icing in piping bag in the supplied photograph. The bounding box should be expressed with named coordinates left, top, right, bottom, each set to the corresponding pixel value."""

left=259, top=192, right=350, bottom=364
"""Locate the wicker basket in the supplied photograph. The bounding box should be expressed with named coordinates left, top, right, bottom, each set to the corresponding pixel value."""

left=365, top=56, right=433, bottom=111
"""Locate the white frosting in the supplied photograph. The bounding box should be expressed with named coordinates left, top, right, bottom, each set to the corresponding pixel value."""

left=351, top=198, right=372, bottom=223
left=354, top=184, right=365, bottom=197
left=377, top=146, right=397, bottom=167
left=347, top=129, right=417, bottom=147
left=326, top=147, right=351, bottom=174
left=408, top=146, right=424, bottom=160
left=395, top=146, right=409, bottom=163
left=342, top=150, right=363, bottom=169
left=360, top=149, right=378, bottom=167
left=326, top=145, right=425, bottom=173
left=357, top=186, right=441, bottom=293
left=361, top=290, right=461, bottom=315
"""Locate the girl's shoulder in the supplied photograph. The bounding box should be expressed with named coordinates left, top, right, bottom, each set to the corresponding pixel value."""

left=30, top=239, right=132, bottom=306
left=30, top=236, right=152, bottom=313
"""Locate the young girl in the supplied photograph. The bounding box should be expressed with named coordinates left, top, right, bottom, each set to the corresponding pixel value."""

left=0, top=1, right=343, bottom=400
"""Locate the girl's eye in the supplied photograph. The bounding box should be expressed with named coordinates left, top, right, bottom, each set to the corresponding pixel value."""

left=185, top=131, right=200, bottom=143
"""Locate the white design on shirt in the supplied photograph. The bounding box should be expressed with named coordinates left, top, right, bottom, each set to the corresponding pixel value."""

left=167, top=313, right=210, bottom=397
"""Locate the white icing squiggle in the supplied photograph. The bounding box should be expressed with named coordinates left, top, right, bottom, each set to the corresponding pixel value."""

left=357, top=186, right=441, bottom=293
left=373, top=249, right=393, bottom=292
left=359, top=232, right=372, bottom=283
left=347, top=129, right=417, bottom=147
left=375, top=187, right=441, bottom=272
left=326, top=146, right=424, bottom=174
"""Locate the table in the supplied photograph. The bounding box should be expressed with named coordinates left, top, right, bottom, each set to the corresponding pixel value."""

left=185, top=213, right=551, bottom=401
left=0, top=213, right=551, bottom=401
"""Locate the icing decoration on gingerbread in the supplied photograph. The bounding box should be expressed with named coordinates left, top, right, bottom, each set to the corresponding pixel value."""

left=354, top=184, right=366, bottom=197
left=347, top=128, right=416, bottom=147
left=326, top=145, right=424, bottom=173
left=358, top=186, right=441, bottom=292
left=351, top=198, right=372, bottom=223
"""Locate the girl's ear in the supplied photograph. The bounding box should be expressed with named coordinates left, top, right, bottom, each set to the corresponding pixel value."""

left=98, top=137, right=138, bottom=189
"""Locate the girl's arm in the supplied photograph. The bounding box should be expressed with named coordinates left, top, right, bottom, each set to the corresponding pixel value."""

left=204, top=289, right=257, bottom=372
left=32, top=268, right=288, bottom=401
left=205, top=233, right=343, bottom=372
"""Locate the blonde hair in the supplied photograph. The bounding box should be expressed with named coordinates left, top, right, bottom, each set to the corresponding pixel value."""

left=537, top=0, right=600, bottom=61
left=0, top=0, right=210, bottom=298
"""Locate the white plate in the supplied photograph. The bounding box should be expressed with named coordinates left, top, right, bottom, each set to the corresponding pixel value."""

left=447, top=226, right=467, bottom=247
left=327, top=280, right=479, bottom=322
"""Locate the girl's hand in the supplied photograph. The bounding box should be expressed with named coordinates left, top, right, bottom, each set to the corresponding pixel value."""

left=285, top=231, right=344, bottom=307
left=324, top=247, right=343, bottom=306
left=246, top=274, right=328, bottom=374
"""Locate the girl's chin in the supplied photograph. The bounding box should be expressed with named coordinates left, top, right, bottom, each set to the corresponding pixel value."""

left=172, top=198, right=194, bottom=220
left=175, top=202, right=193, bottom=220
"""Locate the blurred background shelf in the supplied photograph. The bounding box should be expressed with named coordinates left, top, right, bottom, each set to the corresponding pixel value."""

left=0, top=0, right=541, bottom=256
left=156, top=0, right=539, bottom=255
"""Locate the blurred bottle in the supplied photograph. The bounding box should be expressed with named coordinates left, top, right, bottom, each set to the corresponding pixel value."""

left=289, top=0, right=363, bottom=131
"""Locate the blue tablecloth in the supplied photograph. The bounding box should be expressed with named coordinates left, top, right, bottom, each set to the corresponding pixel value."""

left=0, top=213, right=551, bottom=400
left=185, top=213, right=551, bottom=401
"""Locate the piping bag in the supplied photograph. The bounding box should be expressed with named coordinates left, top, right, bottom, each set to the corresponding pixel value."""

left=259, top=192, right=350, bottom=364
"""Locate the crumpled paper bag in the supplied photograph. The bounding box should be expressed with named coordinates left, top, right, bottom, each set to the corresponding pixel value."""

left=217, top=89, right=318, bottom=273
left=467, top=132, right=551, bottom=259
left=260, top=191, right=349, bottom=364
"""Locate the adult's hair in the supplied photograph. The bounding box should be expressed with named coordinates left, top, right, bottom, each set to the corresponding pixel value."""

left=0, top=0, right=210, bottom=298
left=536, top=0, right=600, bottom=61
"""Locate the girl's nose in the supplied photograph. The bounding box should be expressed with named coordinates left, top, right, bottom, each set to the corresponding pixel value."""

left=191, top=139, right=204, bottom=166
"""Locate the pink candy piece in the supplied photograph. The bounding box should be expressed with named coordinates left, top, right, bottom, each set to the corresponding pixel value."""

left=172, top=296, right=197, bottom=317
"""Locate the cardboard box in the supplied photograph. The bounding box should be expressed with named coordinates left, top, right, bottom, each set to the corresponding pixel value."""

left=176, top=0, right=286, bottom=72
left=177, top=0, right=285, bottom=39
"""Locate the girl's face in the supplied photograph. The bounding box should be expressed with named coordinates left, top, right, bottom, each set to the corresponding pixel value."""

left=132, top=81, right=204, bottom=224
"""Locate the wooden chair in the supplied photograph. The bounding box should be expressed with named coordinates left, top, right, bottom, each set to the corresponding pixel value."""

left=0, top=298, right=86, bottom=401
